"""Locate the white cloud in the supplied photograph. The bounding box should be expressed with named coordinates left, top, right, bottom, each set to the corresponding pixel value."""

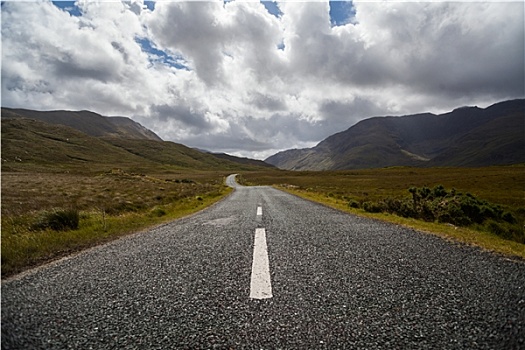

left=1, top=0, right=523, bottom=160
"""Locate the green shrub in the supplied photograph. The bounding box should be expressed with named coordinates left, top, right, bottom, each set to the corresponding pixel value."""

left=432, top=185, right=448, bottom=198
left=31, top=209, right=80, bottom=231
left=358, top=185, right=522, bottom=243
left=363, top=201, right=383, bottom=213
left=502, top=212, right=516, bottom=224
left=348, top=200, right=360, bottom=208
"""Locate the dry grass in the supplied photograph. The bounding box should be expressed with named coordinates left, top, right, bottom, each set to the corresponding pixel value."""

left=1, top=169, right=233, bottom=277
left=2, top=170, right=227, bottom=215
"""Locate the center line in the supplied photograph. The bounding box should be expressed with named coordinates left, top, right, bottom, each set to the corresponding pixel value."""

left=249, top=228, right=272, bottom=299
left=256, top=206, right=263, bottom=216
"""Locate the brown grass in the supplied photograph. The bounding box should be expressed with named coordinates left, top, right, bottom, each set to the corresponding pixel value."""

left=1, top=169, right=233, bottom=277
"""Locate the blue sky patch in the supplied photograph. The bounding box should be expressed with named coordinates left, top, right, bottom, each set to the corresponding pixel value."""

left=52, top=1, right=81, bottom=17
left=144, top=1, right=155, bottom=11
left=261, top=1, right=282, bottom=18
left=135, top=37, right=190, bottom=71
left=329, top=1, right=356, bottom=26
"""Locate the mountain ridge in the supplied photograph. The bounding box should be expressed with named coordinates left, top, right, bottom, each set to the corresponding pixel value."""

left=1, top=113, right=271, bottom=172
left=1, top=107, right=274, bottom=170
left=1, top=108, right=163, bottom=141
left=265, top=99, right=524, bottom=170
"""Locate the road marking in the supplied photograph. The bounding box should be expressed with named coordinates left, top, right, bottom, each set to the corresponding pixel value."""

left=250, top=228, right=272, bottom=299
left=256, top=206, right=263, bottom=216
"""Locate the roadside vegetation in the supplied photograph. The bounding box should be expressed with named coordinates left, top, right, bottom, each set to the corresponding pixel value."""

left=240, top=165, right=525, bottom=259
left=1, top=169, right=232, bottom=277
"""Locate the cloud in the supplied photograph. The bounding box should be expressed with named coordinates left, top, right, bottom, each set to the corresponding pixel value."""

left=1, top=0, right=523, bottom=160
left=151, top=104, right=212, bottom=131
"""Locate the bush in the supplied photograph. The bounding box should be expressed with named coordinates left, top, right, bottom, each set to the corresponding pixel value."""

left=348, top=200, right=360, bottom=209
left=432, top=185, right=448, bottom=198
left=356, top=185, right=522, bottom=243
left=31, top=209, right=80, bottom=231
left=363, top=201, right=383, bottom=213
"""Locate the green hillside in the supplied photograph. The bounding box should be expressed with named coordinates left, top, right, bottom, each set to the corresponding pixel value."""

left=1, top=118, right=266, bottom=173
left=1, top=108, right=162, bottom=141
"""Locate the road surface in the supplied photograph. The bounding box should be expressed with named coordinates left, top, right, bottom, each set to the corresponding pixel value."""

left=2, top=175, right=524, bottom=349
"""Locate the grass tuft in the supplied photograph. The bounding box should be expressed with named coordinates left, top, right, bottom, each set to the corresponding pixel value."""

left=30, top=208, right=80, bottom=232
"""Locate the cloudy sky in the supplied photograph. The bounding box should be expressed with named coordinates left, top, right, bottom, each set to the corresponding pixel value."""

left=2, top=0, right=524, bottom=159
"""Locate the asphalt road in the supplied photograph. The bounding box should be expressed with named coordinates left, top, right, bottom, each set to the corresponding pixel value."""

left=2, top=175, right=524, bottom=349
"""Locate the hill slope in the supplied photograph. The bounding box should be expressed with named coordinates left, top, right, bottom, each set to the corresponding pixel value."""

left=1, top=118, right=266, bottom=172
left=1, top=108, right=162, bottom=141
left=211, top=153, right=275, bottom=168
left=266, top=99, right=525, bottom=170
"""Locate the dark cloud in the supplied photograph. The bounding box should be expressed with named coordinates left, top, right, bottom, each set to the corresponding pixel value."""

left=250, top=93, right=287, bottom=112
left=151, top=104, right=212, bottom=131
left=319, top=98, right=384, bottom=133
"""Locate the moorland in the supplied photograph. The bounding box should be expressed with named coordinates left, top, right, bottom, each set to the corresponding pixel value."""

left=1, top=114, right=267, bottom=277
left=2, top=106, right=524, bottom=277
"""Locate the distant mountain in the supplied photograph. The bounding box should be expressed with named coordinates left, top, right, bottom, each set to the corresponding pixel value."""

left=265, top=99, right=525, bottom=170
left=210, top=153, right=275, bottom=168
left=1, top=108, right=162, bottom=141
left=1, top=117, right=269, bottom=172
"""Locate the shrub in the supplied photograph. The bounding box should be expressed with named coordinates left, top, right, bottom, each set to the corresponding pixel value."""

left=432, top=185, right=448, bottom=198
left=502, top=212, right=516, bottom=224
left=418, top=186, right=432, bottom=200
left=359, top=186, right=520, bottom=240
left=31, top=209, right=80, bottom=231
left=362, top=201, right=383, bottom=213
left=348, top=200, right=360, bottom=208
left=418, top=201, right=435, bottom=222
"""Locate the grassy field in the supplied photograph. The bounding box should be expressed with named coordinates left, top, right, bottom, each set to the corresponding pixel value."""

left=3, top=164, right=524, bottom=276
left=240, top=165, right=525, bottom=259
left=1, top=169, right=233, bottom=277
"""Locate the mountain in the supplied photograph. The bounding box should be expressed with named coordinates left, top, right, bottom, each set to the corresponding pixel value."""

left=1, top=108, right=162, bottom=141
left=1, top=117, right=268, bottom=173
left=265, top=99, right=525, bottom=170
left=211, top=153, right=275, bottom=168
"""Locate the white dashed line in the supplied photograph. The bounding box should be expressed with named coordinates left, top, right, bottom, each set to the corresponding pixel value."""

left=250, top=228, right=272, bottom=299
left=257, top=206, right=263, bottom=216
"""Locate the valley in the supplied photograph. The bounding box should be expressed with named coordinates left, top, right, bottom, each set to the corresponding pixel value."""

left=2, top=103, right=524, bottom=277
